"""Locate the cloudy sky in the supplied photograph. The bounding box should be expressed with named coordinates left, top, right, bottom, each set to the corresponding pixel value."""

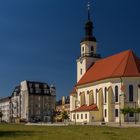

left=0, top=0, right=140, bottom=99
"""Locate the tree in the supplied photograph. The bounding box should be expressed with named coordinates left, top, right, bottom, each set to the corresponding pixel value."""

left=0, top=111, right=3, bottom=123
left=136, top=108, right=140, bottom=113
left=121, top=107, right=136, bottom=123
left=61, top=111, right=69, bottom=122
left=121, top=108, right=128, bottom=116
left=136, top=108, right=140, bottom=122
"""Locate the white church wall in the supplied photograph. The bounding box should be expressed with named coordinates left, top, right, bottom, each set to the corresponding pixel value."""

left=70, top=95, right=77, bottom=111
left=71, top=111, right=90, bottom=123
left=77, top=41, right=98, bottom=82
left=77, top=58, right=86, bottom=82
left=76, top=78, right=128, bottom=122
left=123, top=77, right=139, bottom=103
left=122, top=77, right=140, bottom=122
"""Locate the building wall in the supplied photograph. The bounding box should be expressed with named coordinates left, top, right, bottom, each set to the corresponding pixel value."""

left=80, top=41, right=97, bottom=56
left=122, top=77, right=140, bottom=122
left=77, top=41, right=99, bottom=82
left=70, top=94, right=77, bottom=111
left=70, top=77, right=140, bottom=123
left=71, top=111, right=90, bottom=123
left=0, top=100, right=10, bottom=122
left=20, top=81, right=29, bottom=120
left=0, top=80, right=56, bottom=123
left=11, top=95, right=20, bottom=120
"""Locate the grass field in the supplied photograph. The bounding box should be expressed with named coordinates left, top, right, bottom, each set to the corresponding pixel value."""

left=0, top=124, right=140, bottom=140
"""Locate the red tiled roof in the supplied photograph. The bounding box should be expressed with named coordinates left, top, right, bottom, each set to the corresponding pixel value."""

left=136, top=59, right=140, bottom=73
left=71, top=104, right=98, bottom=112
left=77, top=50, right=140, bottom=86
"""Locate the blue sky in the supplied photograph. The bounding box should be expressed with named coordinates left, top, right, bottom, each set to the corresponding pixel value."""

left=0, top=0, right=140, bottom=99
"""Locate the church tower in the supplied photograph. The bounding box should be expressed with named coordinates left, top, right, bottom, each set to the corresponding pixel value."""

left=77, top=1, right=101, bottom=82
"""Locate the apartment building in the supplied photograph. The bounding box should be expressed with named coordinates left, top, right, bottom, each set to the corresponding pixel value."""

left=0, top=80, right=56, bottom=123
left=0, top=97, right=11, bottom=122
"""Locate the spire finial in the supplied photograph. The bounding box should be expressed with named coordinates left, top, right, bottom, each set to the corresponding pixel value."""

left=87, top=0, right=91, bottom=20
left=81, top=0, right=96, bottom=42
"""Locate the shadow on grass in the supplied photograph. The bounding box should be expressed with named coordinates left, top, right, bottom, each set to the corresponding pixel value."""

left=0, top=131, right=33, bottom=138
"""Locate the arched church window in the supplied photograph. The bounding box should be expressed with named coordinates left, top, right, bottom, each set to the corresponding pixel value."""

left=89, top=90, right=94, bottom=105
left=80, top=69, right=82, bottom=75
left=82, top=47, right=84, bottom=52
left=115, top=86, right=118, bottom=102
left=96, top=89, right=98, bottom=103
left=80, top=92, right=85, bottom=106
left=129, top=85, right=133, bottom=102
left=104, top=87, right=107, bottom=103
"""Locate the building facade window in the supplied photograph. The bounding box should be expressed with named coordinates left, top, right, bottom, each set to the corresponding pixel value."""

left=80, top=92, right=85, bottom=106
left=81, top=114, right=83, bottom=119
left=80, top=69, right=82, bottom=75
left=85, top=114, right=87, bottom=119
left=115, top=109, right=119, bottom=117
left=35, top=84, right=39, bottom=88
left=105, top=109, right=107, bottom=117
left=29, top=83, right=32, bottom=88
left=82, top=47, right=84, bottom=52
left=77, top=114, right=79, bottom=119
left=44, top=84, right=48, bottom=88
left=129, top=112, right=134, bottom=117
left=30, top=88, right=33, bottom=93
left=89, top=90, right=94, bottom=105
left=96, top=89, right=98, bottom=104
left=91, top=46, right=94, bottom=51
left=115, top=86, right=119, bottom=102
left=129, top=85, right=133, bottom=102
left=104, top=87, right=107, bottom=103
left=73, top=114, right=75, bottom=119
left=36, top=89, right=41, bottom=93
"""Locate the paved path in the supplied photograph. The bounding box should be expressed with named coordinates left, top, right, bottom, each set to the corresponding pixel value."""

left=88, top=122, right=140, bottom=128
left=26, top=122, right=69, bottom=126
left=26, top=122, right=140, bottom=127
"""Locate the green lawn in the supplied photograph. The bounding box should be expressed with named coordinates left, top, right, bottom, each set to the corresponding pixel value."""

left=0, top=124, right=140, bottom=140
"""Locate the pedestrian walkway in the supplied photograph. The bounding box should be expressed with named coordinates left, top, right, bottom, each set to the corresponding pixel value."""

left=26, top=122, right=68, bottom=126
left=26, top=121, right=140, bottom=128
left=87, top=122, right=140, bottom=128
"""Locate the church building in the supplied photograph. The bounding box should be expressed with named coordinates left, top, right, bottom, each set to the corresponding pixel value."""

left=70, top=3, right=140, bottom=123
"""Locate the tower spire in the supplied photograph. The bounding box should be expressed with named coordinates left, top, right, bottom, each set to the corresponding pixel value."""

left=77, top=0, right=101, bottom=82
left=81, top=0, right=96, bottom=42
left=87, top=0, right=91, bottom=21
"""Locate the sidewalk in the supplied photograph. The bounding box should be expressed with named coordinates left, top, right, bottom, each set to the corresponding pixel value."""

left=88, top=122, right=140, bottom=128
left=26, top=122, right=69, bottom=126
left=25, top=122, right=140, bottom=127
